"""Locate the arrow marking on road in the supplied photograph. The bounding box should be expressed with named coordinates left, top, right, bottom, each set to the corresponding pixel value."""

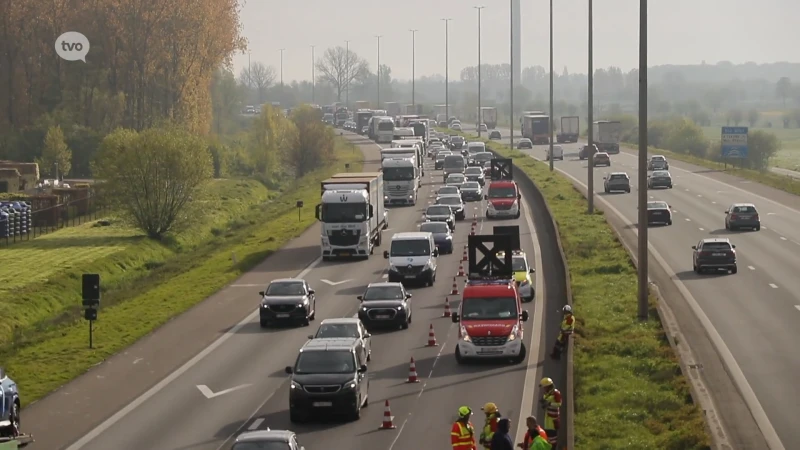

left=197, top=384, right=251, bottom=399
left=320, top=279, right=352, bottom=286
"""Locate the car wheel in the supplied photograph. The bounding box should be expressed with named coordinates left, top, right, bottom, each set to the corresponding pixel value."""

left=289, top=408, right=305, bottom=423
left=301, top=316, right=310, bottom=326
left=667, top=220, right=672, bottom=225
left=755, top=224, right=761, bottom=231
left=513, top=343, right=527, bottom=364
left=401, top=320, right=409, bottom=330
left=455, top=346, right=465, bottom=364
left=731, top=266, right=738, bottom=274
left=693, top=264, right=700, bottom=274
left=725, top=222, right=729, bottom=230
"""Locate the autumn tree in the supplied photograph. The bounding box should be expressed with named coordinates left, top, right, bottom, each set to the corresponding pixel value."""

left=315, top=46, right=369, bottom=101
left=36, top=126, right=72, bottom=178
left=93, top=127, right=213, bottom=238
left=248, top=105, right=296, bottom=184
left=287, top=105, right=335, bottom=178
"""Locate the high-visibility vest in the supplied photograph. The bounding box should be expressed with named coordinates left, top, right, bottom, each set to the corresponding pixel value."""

left=481, top=413, right=499, bottom=448
left=560, top=314, right=574, bottom=335
left=451, top=420, right=476, bottom=449
left=543, top=389, right=562, bottom=419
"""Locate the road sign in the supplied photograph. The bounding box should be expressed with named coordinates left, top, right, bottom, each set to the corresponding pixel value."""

left=721, top=126, right=748, bottom=158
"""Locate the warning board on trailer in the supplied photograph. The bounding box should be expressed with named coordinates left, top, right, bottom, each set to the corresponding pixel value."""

left=490, top=158, right=513, bottom=180
left=467, top=234, right=514, bottom=279
left=492, top=226, right=520, bottom=250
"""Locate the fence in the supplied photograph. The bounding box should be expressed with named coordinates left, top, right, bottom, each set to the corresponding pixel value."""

left=0, top=189, right=109, bottom=247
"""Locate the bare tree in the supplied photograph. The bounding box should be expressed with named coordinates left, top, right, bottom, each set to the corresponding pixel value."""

left=250, top=62, right=276, bottom=104
left=315, top=46, right=369, bottom=101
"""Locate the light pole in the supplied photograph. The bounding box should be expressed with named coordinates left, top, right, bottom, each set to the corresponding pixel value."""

left=637, top=0, right=648, bottom=320
left=311, top=45, right=315, bottom=104
left=376, top=35, right=382, bottom=107
left=441, top=18, right=451, bottom=123
left=509, top=0, right=514, bottom=149
left=587, top=0, right=595, bottom=213
left=279, top=48, right=285, bottom=87
left=410, top=29, right=418, bottom=106
left=475, top=6, right=485, bottom=136
left=548, top=0, right=554, bottom=170
left=345, top=40, right=351, bottom=109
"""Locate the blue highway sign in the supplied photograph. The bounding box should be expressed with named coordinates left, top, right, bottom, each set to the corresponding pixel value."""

left=721, top=126, right=748, bottom=158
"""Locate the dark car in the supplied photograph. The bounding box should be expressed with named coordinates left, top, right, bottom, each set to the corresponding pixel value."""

left=232, top=429, right=306, bottom=450
left=725, top=203, right=760, bottom=231
left=646, top=201, right=672, bottom=225
left=460, top=181, right=483, bottom=202
left=578, top=144, right=598, bottom=160
left=489, top=130, right=502, bottom=140
left=357, top=282, right=413, bottom=330
left=0, top=367, right=20, bottom=439
left=259, top=278, right=316, bottom=327
left=420, top=221, right=454, bottom=253
left=647, top=170, right=673, bottom=189
left=424, top=205, right=456, bottom=231
left=436, top=194, right=466, bottom=220
left=482, top=161, right=493, bottom=178
left=603, top=172, right=630, bottom=193
left=692, top=238, right=737, bottom=274
left=464, top=167, right=485, bottom=186
left=469, top=152, right=493, bottom=167
left=450, top=136, right=465, bottom=149
left=286, top=338, right=369, bottom=422
left=648, top=155, right=669, bottom=171
left=435, top=152, right=451, bottom=170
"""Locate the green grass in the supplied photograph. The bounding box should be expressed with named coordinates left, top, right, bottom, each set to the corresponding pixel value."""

left=700, top=125, right=800, bottom=171
left=443, top=128, right=711, bottom=449
left=2, top=139, right=363, bottom=406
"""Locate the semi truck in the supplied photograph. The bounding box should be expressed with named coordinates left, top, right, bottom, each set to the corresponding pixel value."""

left=334, top=107, right=349, bottom=127
left=355, top=110, right=373, bottom=134
left=404, top=104, right=423, bottom=115
left=476, top=107, right=498, bottom=129
left=592, top=120, right=622, bottom=154
left=522, top=115, right=550, bottom=144
left=557, top=116, right=580, bottom=143
left=520, top=111, right=545, bottom=128
left=381, top=157, right=420, bottom=205
left=316, top=173, right=387, bottom=260
left=355, top=100, right=370, bottom=110
left=385, top=102, right=402, bottom=117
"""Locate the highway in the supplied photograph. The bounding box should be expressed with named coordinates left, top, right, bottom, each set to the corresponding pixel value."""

left=24, top=132, right=567, bottom=450
left=478, top=125, right=799, bottom=448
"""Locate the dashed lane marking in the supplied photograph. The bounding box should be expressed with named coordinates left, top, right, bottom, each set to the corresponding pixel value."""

left=699, top=227, right=705, bottom=231
left=248, top=418, right=264, bottom=430
left=685, top=218, right=691, bottom=222
left=748, top=266, right=755, bottom=271
left=795, top=305, right=800, bottom=312
left=769, top=283, right=778, bottom=289
left=780, top=237, right=787, bottom=241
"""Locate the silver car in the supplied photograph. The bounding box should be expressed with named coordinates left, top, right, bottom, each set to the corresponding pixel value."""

left=309, top=318, right=372, bottom=362
left=425, top=204, right=456, bottom=231
left=437, top=185, right=461, bottom=197
left=435, top=194, right=466, bottom=220
left=460, top=181, right=483, bottom=202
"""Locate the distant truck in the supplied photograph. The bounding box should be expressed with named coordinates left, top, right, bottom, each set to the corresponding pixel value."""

left=476, top=107, right=498, bottom=129
left=385, top=102, right=402, bottom=117
left=521, top=115, right=550, bottom=145
left=404, top=104, right=423, bottom=115
left=355, top=110, right=373, bottom=133
left=334, top=107, right=349, bottom=127
left=316, top=173, right=387, bottom=260
left=381, top=157, right=420, bottom=205
left=557, top=116, right=580, bottom=143
left=355, top=100, right=370, bottom=110
left=592, top=120, right=622, bottom=154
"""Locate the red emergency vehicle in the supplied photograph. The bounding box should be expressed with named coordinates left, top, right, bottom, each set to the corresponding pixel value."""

left=484, top=158, right=521, bottom=219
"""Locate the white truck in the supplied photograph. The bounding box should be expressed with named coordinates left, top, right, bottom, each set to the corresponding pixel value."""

left=382, top=145, right=424, bottom=178
left=592, top=120, right=622, bottom=154
left=476, top=107, right=498, bottom=129
left=557, top=116, right=580, bottom=143
left=316, top=172, right=387, bottom=260
left=373, top=116, right=395, bottom=143
left=381, top=157, right=420, bottom=206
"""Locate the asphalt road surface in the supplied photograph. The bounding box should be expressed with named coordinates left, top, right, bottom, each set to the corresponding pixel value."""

left=474, top=125, right=797, bottom=449
left=25, top=132, right=566, bottom=450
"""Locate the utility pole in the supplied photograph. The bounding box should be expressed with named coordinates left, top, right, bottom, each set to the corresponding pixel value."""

left=587, top=0, right=595, bottom=213
left=509, top=0, right=514, bottom=149
left=548, top=0, right=554, bottom=170
left=410, top=29, right=418, bottom=106
left=475, top=6, right=485, bottom=137
left=345, top=40, right=350, bottom=109
left=311, top=45, right=315, bottom=104
left=442, top=19, right=451, bottom=123
left=247, top=50, right=251, bottom=91
left=376, top=35, right=382, bottom=108
left=637, top=0, right=649, bottom=320
left=279, top=48, right=285, bottom=87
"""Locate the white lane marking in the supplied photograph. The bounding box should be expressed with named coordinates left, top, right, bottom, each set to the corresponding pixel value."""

left=697, top=194, right=703, bottom=198
left=685, top=188, right=690, bottom=191
left=132, top=358, right=143, bottom=365
left=767, top=212, right=777, bottom=215
left=769, top=283, right=779, bottom=289
left=748, top=266, right=756, bottom=271
left=248, top=418, right=264, bottom=430
left=762, top=226, right=768, bottom=230
left=67, top=256, right=324, bottom=450
left=197, top=384, right=252, bottom=399
left=382, top=274, right=388, bottom=278
left=795, top=305, right=800, bottom=312
left=712, top=201, right=716, bottom=204
left=780, top=237, right=787, bottom=241
left=319, top=279, right=352, bottom=286
left=231, top=284, right=261, bottom=287
left=685, top=218, right=691, bottom=222
left=699, top=228, right=705, bottom=231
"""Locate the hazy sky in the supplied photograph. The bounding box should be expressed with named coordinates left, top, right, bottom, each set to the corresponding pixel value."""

left=233, top=0, right=797, bottom=82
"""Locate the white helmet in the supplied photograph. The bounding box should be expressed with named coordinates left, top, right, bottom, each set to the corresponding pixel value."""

left=562, top=305, right=572, bottom=314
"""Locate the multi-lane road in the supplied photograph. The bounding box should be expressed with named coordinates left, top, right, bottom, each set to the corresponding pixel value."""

left=480, top=125, right=798, bottom=448
left=24, top=132, right=570, bottom=450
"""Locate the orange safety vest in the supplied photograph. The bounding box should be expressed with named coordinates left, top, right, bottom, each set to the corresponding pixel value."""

left=451, top=420, right=477, bottom=449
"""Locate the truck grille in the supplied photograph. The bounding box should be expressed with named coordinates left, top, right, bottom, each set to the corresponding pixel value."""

left=396, top=265, right=425, bottom=275
left=269, top=304, right=297, bottom=312
left=367, top=309, right=397, bottom=320
left=303, top=385, right=341, bottom=394
left=329, top=230, right=360, bottom=246
left=471, top=336, right=509, bottom=346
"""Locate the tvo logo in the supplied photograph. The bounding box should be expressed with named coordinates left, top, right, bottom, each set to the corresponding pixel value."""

left=55, top=31, right=90, bottom=62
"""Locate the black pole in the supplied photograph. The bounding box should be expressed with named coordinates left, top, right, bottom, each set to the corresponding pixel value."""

left=548, top=0, right=554, bottom=170
left=443, top=19, right=450, bottom=122
left=509, top=0, right=514, bottom=149
left=637, top=0, right=649, bottom=320
left=476, top=7, right=485, bottom=136
left=587, top=0, right=595, bottom=213
left=89, top=319, right=93, bottom=349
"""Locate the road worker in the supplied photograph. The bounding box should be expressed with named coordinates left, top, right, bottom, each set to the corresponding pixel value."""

left=517, top=416, right=551, bottom=450
left=538, top=378, right=562, bottom=447
left=479, top=402, right=502, bottom=449
left=452, top=406, right=478, bottom=450
left=550, top=305, right=575, bottom=360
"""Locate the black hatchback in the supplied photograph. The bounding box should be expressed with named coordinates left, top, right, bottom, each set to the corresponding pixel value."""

left=692, top=238, right=737, bottom=274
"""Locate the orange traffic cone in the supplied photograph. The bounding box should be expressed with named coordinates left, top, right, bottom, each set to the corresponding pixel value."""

left=451, top=277, right=459, bottom=295
left=457, top=262, right=465, bottom=277
left=427, top=323, right=438, bottom=346
left=379, top=400, right=396, bottom=429
left=470, top=227, right=476, bottom=236
left=462, top=247, right=468, bottom=262
left=442, top=297, right=452, bottom=317
left=407, top=357, right=420, bottom=383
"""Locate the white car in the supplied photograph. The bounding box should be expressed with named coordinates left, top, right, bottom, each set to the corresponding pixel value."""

left=445, top=173, right=466, bottom=187
left=546, top=145, right=564, bottom=160
left=516, top=138, right=533, bottom=149
left=309, top=318, right=372, bottom=362
left=477, top=123, right=488, bottom=132
left=451, top=123, right=462, bottom=131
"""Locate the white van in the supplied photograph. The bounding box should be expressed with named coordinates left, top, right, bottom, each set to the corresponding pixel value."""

left=466, top=142, right=486, bottom=156
left=383, top=232, right=438, bottom=285
left=546, top=145, right=564, bottom=161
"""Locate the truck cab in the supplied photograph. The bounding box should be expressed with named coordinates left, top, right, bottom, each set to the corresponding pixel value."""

left=381, top=157, right=419, bottom=206
left=451, top=233, right=529, bottom=364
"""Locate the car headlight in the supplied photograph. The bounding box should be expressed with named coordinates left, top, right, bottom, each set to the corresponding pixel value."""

left=361, top=306, right=368, bottom=312
left=397, top=305, right=403, bottom=311
left=508, top=325, right=520, bottom=341
left=460, top=325, right=471, bottom=342
left=261, top=302, right=268, bottom=308
left=487, top=203, right=495, bottom=209
left=290, top=381, right=301, bottom=390
left=342, top=381, right=357, bottom=390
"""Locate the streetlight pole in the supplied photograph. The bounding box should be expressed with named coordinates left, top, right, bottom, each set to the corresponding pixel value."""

left=345, top=40, right=351, bottom=109
left=442, top=19, right=451, bottom=123
left=410, top=29, right=418, bottom=106
left=376, top=35, right=382, bottom=108
left=279, top=48, right=285, bottom=87
left=637, top=0, right=649, bottom=320
left=475, top=6, right=485, bottom=137
left=509, top=0, right=514, bottom=149
left=587, top=0, right=595, bottom=213
left=548, top=0, right=554, bottom=170
left=311, top=45, right=315, bottom=104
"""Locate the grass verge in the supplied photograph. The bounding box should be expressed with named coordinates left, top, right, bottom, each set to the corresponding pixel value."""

left=4, top=138, right=363, bottom=406
left=445, top=129, right=711, bottom=449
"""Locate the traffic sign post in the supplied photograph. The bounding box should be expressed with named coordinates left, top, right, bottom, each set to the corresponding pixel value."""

left=721, top=127, right=749, bottom=165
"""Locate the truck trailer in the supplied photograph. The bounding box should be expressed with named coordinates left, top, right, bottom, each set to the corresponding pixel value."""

left=557, top=116, right=580, bottom=143
left=521, top=115, right=550, bottom=145
left=476, top=107, right=498, bottom=129
left=592, top=120, right=622, bottom=154
left=316, top=173, right=387, bottom=260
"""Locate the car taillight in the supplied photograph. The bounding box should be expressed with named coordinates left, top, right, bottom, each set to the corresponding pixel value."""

left=753, top=214, right=759, bottom=220
left=730, top=214, right=738, bottom=220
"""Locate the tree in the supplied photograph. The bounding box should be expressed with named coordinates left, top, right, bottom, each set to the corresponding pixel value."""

left=664, top=118, right=709, bottom=158
left=747, top=109, right=760, bottom=127
left=248, top=105, right=295, bottom=183
left=93, top=127, right=213, bottom=238
left=211, top=69, right=244, bottom=135
left=746, top=130, right=780, bottom=170
left=36, top=126, right=72, bottom=178
left=726, top=109, right=744, bottom=126
left=249, top=62, right=276, bottom=104
left=776, top=77, right=792, bottom=107
left=287, top=105, right=334, bottom=178
left=315, top=46, right=369, bottom=101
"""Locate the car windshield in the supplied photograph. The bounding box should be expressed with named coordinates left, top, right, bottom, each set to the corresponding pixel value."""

left=390, top=238, right=431, bottom=256
left=462, top=182, right=480, bottom=190
left=731, top=205, right=757, bottom=213
left=427, top=206, right=451, bottom=216
left=438, top=186, right=459, bottom=195
left=294, top=350, right=356, bottom=374
left=461, top=297, right=517, bottom=320
left=474, top=153, right=493, bottom=162
left=647, top=202, right=669, bottom=210
left=382, top=167, right=415, bottom=181
left=437, top=197, right=462, bottom=206
left=520, top=139, right=531, bottom=144
left=652, top=171, right=670, bottom=177
left=701, top=242, right=732, bottom=251
left=363, top=285, right=405, bottom=300
left=512, top=257, right=527, bottom=272
left=465, top=168, right=482, bottom=175
left=609, top=174, right=627, bottom=180
left=315, top=323, right=360, bottom=339
left=420, top=222, right=449, bottom=234
left=447, top=175, right=465, bottom=183
left=321, top=203, right=366, bottom=223
left=488, top=186, right=517, bottom=198
left=452, top=137, right=464, bottom=142
left=232, top=442, right=291, bottom=450
left=266, top=282, right=305, bottom=296
left=651, top=156, right=665, bottom=161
